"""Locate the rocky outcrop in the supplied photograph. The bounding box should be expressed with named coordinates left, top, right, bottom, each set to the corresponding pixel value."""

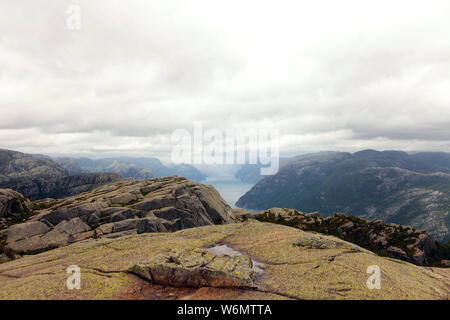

left=0, top=189, right=33, bottom=229
left=129, top=248, right=256, bottom=289
left=1, top=176, right=233, bottom=255
left=0, top=222, right=448, bottom=300
left=53, top=173, right=122, bottom=197
left=240, top=208, right=449, bottom=266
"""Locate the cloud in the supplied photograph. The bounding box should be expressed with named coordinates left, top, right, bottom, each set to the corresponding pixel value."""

left=0, top=0, right=449, bottom=159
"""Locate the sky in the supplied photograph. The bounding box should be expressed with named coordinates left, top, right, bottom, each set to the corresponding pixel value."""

left=1, top=0, right=450, bottom=161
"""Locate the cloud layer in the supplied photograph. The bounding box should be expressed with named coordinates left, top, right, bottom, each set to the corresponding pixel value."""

left=1, top=0, right=450, bottom=160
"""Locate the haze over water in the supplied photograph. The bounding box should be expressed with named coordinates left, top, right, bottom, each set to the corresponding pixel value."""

left=202, top=176, right=255, bottom=208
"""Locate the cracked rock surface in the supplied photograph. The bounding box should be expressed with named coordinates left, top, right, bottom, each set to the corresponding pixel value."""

left=0, top=221, right=448, bottom=300
left=129, top=248, right=256, bottom=288
left=1, top=176, right=233, bottom=255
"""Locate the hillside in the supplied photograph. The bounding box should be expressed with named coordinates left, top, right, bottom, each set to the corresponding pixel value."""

left=234, top=157, right=292, bottom=183
left=236, top=150, right=450, bottom=242
left=0, top=149, right=120, bottom=200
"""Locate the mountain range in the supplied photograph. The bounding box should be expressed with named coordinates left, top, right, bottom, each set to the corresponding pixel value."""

left=0, top=149, right=121, bottom=200
left=54, top=156, right=205, bottom=181
left=237, top=150, right=450, bottom=242
left=0, top=149, right=205, bottom=200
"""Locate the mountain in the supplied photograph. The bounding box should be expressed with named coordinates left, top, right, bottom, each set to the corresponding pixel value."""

left=54, top=157, right=155, bottom=179
left=234, top=157, right=293, bottom=183
left=109, top=157, right=206, bottom=181
left=55, top=157, right=206, bottom=182
left=0, top=149, right=121, bottom=200
left=236, top=150, right=450, bottom=242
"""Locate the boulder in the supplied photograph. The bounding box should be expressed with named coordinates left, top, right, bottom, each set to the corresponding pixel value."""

left=107, top=192, right=140, bottom=206
left=54, top=218, right=91, bottom=236
left=5, top=218, right=92, bottom=253
left=387, top=246, right=408, bottom=259
left=109, top=209, right=140, bottom=222
left=293, top=233, right=361, bottom=251
left=36, top=202, right=108, bottom=225
left=113, top=219, right=139, bottom=233
left=130, top=195, right=177, bottom=212
left=128, top=248, right=256, bottom=288
left=0, top=189, right=32, bottom=221
left=95, top=223, right=114, bottom=236
left=136, top=217, right=168, bottom=234
left=4, top=221, right=50, bottom=243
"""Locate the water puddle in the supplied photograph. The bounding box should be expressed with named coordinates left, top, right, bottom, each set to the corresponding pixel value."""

left=207, top=244, right=265, bottom=274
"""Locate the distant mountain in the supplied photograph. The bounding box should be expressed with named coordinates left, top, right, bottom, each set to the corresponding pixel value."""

left=55, top=156, right=206, bottom=182
left=108, top=157, right=206, bottom=181
left=54, top=158, right=155, bottom=179
left=236, top=150, right=450, bottom=242
left=0, top=149, right=121, bottom=200
left=234, top=157, right=293, bottom=183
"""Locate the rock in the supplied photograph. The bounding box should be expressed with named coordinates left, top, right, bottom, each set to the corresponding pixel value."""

left=387, top=246, right=408, bottom=259
left=39, top=228, right=70, bottom=248
left=6, top=236, right=46, bottom=253
left=0, top=222, right=448, bottom=300
left=102, top=230, right=136, bottom=239
left=293, top=233, right=361, bottom=251
left=136, top=218, right=168, bottom=234
left=162, top=218, right=197, bottom=232
left=4, top=218, right=92, bottom=254
left=95, top=223, right=115, bottom=236
left=3, top=221, right=50, bottom=243
left=54, top=218, right=91, bottom=236
left=35, top=202, right=108, bottom=225
left=440, top=260, right=450, bottom=267
left=87, top=213, right=100, bottom=225
left=72, top=231, right=95, bottom=242
left=0, top=253, right=10, bottom=263
left=254, top=208, right=445, bottom=266
left=130, top=195, right=177, bottom=212
left=0, top=189, right=32, bottom=223
left=151, top=207, right=192, bottom=221
left=109, top=209, right=140, bottom=222
left=108, top=192, right=140, bottom=206
left=1, top=176, right=233, bottom=254
left=412, top=250, right=427, bottom=265
left=129, top=248, right=256, bottom=289
left=113, top=219, right=139, bottom=233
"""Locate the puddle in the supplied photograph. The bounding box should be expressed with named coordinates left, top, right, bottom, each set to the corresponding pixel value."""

left=207, top=244, right=265, bottom=274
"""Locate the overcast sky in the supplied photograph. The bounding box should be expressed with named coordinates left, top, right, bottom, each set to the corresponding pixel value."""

left=1, top=0, right=449, bottom=161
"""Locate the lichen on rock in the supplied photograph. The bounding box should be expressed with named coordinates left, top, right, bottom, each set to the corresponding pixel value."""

left=129, top=248, right=256, bottom=289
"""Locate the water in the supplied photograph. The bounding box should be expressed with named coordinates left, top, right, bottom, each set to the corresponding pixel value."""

left=202, top=176, right=255, bottom=208
left=207, top=244, right=265, bottom=274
